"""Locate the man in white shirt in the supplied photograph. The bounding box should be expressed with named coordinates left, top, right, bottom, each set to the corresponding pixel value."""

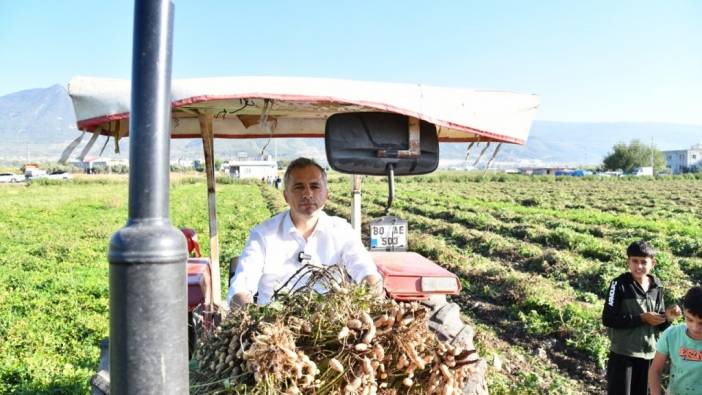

left=227, top=157, right=382, bottom=307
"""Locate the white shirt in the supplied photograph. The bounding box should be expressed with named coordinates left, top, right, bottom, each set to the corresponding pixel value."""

left=227, top=210, right=379, bottom=305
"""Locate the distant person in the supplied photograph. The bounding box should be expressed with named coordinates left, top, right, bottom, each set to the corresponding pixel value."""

left=226, top=157, right=381, bottom=307
left=601, top=240, right=681, bottom=395
left=649, top=285, right=702, bottom=395
left=274, top=176, right=282, bottom=189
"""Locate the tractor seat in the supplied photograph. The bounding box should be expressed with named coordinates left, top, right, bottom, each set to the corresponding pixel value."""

left=180, top=228, right=202, bottom=257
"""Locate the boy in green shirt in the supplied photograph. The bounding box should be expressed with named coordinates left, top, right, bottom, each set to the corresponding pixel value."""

left=649, top=286, right=702, bottom=395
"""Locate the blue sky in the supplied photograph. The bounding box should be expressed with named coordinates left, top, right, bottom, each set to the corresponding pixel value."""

left=1, top=1, right=700, bottom=124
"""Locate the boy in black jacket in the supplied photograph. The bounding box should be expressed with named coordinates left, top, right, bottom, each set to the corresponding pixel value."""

left=602, top=240, right=681, bottom=395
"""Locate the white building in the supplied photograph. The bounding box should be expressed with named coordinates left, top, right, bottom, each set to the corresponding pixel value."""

left=170, top=158, right=193, bottom=169
left=663, top=144, right=702, bottom=174
left=228, top=160, right=277, bottom=180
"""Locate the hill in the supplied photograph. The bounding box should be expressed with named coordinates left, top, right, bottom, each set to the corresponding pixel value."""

left=1, top=85, right=700, bottom=165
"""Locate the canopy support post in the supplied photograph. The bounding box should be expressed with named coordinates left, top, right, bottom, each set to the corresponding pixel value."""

left=199, top=111, right=222, bottom=307
left=376, top=116, right=421, bottom=158
left=351, top=174, right=362, bottom=238
left=385, top=165, right=395, bottom=215
left=108, top=1, right=188, bottom=393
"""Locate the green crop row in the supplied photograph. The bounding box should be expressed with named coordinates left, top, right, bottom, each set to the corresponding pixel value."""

left=393, top=195, right=691, bottom=299
left=358, top=176, right=702, bottom=223
left=355, top=179, right=691, bottom=285
left=395, top=182, right=702, bottom=240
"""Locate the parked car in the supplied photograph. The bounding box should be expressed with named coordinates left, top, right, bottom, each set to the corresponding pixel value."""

left=555, top=169, right=592, bottom=177
left=47, top=171, right=73, bottom=180
left=630, top=166, right=653, bottom=176
left=25, top=168, right=48, bottom=179
left=0, top=172, right=25, bottom=183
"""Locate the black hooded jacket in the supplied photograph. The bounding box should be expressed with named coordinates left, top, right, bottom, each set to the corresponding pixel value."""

left=602, top=272, right=670, bottom=359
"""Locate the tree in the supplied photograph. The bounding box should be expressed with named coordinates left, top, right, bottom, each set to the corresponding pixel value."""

left=602, top=139, right=667, bottom=173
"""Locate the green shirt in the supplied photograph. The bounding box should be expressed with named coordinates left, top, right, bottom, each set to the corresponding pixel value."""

left=656, top=324, right=702, bottom=395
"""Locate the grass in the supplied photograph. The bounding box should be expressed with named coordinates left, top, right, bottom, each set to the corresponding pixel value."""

left=0, top=182, right=124, bottom=394
left=0, top=179, right=271, bottom=394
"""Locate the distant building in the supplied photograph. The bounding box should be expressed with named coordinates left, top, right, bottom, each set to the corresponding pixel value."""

left=519, top=167, right=569, bottom=176
left=663, top=144, right=702, bottom=174
left=228, top=160, right=277, bottom=180
left=170, top=159, right=193, bottom=169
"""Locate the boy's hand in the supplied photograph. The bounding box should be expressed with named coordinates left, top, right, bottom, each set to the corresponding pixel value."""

left=665, top=304, right=682, bottom=321
left=641, top=312, right=666, bottom=326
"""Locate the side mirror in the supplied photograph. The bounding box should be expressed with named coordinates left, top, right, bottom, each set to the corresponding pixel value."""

left=325, top=112, right=439, bottom=176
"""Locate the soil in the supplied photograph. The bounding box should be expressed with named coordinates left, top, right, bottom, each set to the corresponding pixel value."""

left=452, top=282, right=606, bottom=394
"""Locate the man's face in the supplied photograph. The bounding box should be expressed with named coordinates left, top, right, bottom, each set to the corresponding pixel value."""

left=627, top=256, right=655, bottom=283
left=284, top=165, right=328, bottom=219
left=684, top=309, right=702, bottom=340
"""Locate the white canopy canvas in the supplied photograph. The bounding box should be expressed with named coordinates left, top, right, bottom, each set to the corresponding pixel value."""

left=68, top=76, right=539, bottom=145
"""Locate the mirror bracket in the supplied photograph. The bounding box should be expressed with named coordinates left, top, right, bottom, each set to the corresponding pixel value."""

left=385, top=164, right=395, bottom=215
left=376, top=117, right=421, bottom=159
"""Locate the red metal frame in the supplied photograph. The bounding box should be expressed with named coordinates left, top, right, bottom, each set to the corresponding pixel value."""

left=187, top=258, right=211, bottom=311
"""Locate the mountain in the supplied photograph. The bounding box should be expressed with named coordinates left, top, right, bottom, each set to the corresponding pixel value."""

left=1, top=85, right=700, bottom=165
left=441, top=121, right=702, bottom=166
left=0, top=85, right=82, bottom=161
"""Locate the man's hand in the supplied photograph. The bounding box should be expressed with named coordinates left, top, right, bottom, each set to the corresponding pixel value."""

left=641, top=312, right=666, bottom=326
left=665, top=304, right=682, bottom=322
left=363, top=274, right=384, bottom=297
left=231, top=292, right=253, bottom=309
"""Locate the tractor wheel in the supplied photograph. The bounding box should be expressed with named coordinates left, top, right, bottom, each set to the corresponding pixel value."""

left=90, top=314, right=198, bottom=395
left=422, top=295, right=488, bottom=395
left=90, top=338, right=110, bottom=395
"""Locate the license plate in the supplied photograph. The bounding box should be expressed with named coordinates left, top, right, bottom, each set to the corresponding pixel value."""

left=370, top=216, right=407, bottom=251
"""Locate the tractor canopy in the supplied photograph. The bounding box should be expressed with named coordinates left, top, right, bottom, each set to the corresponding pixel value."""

left=67, top=75, right=540, bottom=308
left=68, top=76, right=539, bottom=144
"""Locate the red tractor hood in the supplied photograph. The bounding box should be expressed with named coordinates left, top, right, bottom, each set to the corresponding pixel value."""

left=371, top=251, right=461, bottom=301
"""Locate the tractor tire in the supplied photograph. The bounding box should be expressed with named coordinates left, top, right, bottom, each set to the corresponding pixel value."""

left=422, top=295, right=488, bottom=395
left=90, top=313, right=199, bottom=395
left=90, top=338, right=110, bottom=395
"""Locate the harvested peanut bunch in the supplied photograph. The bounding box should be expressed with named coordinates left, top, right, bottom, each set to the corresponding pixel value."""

left=191, top=265, right=480, bottom=394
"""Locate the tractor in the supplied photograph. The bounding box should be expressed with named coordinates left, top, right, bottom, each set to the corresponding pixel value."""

left=68, top=1, right=538, bottom=394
